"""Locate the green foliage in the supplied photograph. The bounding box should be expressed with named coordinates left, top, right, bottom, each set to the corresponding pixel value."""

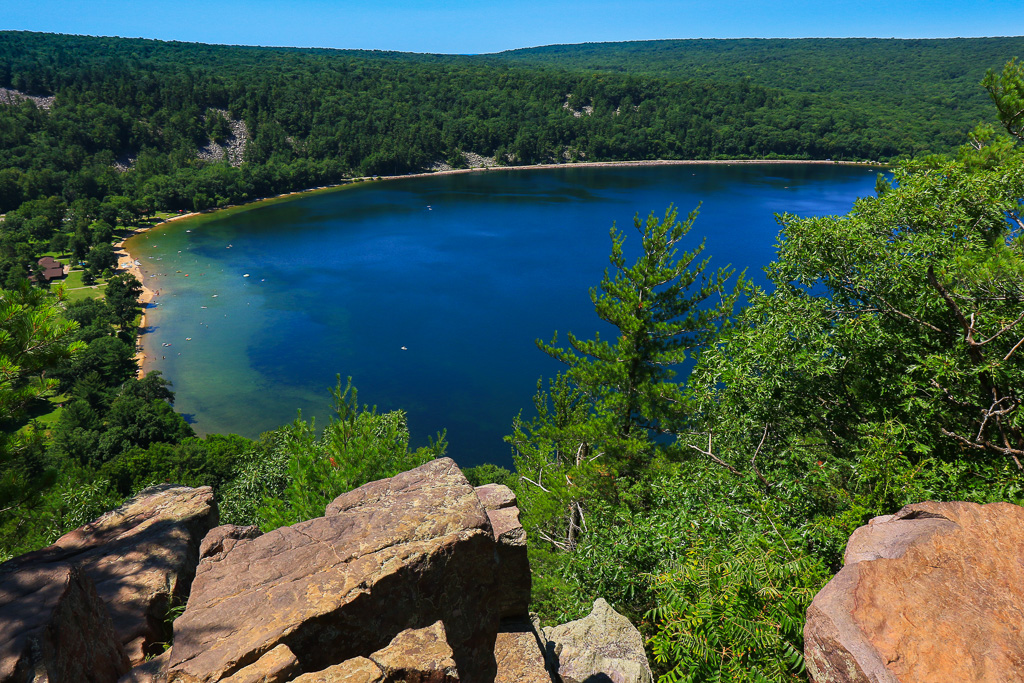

left=254, top=378, right=446, bottom=531
left=496, top=37, right=1019, bottom=156
left=983, top=57, right=1024, bottom=141
left=216, top=430, right=293, bottom=526
left=539, top=205, right=743, bottom=449
left=0, top=465, right=124, bottom=558
left=100, top=433, right=252, bottom=496
left=86, top=242, right=117, bottom=275
left=687, top=143, right=1024, bottom=519
left=647, top=536, right=824, bottom=683
left=104, top=273, right=143, bottom=329
left=0, top=283, right=85, bottom=428
left=462, top=462, right=514, bottom=487
left=0, top=283, right=85, bottom=528
left=508, top=373, right=604, bottom=553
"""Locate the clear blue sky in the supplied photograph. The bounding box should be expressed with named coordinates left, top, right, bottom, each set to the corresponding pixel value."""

left=4, top=0, right=1022, bottom=55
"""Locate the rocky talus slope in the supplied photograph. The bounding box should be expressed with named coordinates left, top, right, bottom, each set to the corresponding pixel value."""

left=0, top=458, right=651, bottom=683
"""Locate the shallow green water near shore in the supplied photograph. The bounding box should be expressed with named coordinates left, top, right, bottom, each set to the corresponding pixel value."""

left=128, top=164, right=880, bottom=467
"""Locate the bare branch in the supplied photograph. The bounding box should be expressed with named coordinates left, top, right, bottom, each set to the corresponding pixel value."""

left=979, top=309, right=1024, bottom=346
left=750, top=424, right=771, bottom=489
left=1004, top=336, right=1024, bottom=362
left=538, top=530, right=572, bottom=552
left=689, top=432, right=741, bottom=475
left=519, top=475, right=551, bottom=493
left=941, top=428, right=1024, bottom=470
left=928, top=266, right=975, bottom=344
left=834, top=280, right=944, bottom=334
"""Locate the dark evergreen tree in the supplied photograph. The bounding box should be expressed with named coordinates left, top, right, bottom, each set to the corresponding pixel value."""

left=538, top=205, right=744, bottom=456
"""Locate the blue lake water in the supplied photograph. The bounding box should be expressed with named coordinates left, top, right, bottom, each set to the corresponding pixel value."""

left=128, top=163, right=881, bottom=468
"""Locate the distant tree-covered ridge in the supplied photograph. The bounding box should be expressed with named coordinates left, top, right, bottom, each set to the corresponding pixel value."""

left=0, top=32, right=1019, bottom=218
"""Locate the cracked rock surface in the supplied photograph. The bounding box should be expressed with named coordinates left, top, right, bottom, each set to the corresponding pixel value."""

left=167, top=458, right=502, bottom=683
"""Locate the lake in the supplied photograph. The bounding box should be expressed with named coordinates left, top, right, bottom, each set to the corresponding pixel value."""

left=127, top=163, right=881, bottom=468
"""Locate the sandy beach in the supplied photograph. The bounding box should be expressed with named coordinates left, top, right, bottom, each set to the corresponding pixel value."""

left=115, top=212, right=199, bottom=377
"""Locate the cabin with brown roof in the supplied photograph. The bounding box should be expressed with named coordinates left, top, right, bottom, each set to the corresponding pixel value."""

left=36, top=256, right=69, bottom=282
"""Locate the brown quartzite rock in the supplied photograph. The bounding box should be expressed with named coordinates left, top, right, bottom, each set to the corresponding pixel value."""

left=545, top=598, right=653, bottom=683
left=475, top=485, right=531, bottom=619
left=118, top=650, right=169, bottom=683
left=474, top=484, right=517, bottom=511
left=168, top=458, right=501, bottom=683
left=369, top=621, right=459, bottom=683
left=0, top=484, right=217, bottom=668
left=219, top=644, right=299, bottom=683
left=804, top=501, right=1024, bottom=683
left=290, top=657, right=385, bottom=683
left=0, top=563, right=131, bottom=683
left=198, top=524, right=261, bottom=562
left=295, top=622, right=458, bottom=683
left=493, top=616, right=554, bottom=683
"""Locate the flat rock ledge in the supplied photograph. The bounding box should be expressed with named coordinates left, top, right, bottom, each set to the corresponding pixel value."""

left=804, top=500, right=1024, bottom=683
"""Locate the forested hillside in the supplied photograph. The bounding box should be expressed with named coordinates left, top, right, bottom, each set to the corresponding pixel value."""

left=0, top=32, right=1017, bottom=224
left=493, top=37, right=1024, bottom=154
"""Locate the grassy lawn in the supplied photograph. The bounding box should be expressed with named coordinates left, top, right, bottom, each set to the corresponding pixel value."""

left=61, top=269, right=107, bottom=301
left=65, top=284, right=106, bottom=302
left=21, top=393, right=69, bottom=431
left=37, top=249, right=72, bottom=260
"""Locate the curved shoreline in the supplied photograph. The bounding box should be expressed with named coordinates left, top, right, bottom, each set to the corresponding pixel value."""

left=122, top=157, right=887, bottom=376
left=117, top=211, right=208, bottom=376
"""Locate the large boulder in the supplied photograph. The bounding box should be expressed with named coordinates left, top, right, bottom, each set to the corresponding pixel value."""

left=804, top=501, right=1024, bottom=683
left=474, top=484, right=531, bottom=619
left=493, top=616, right=554, bottom=683
left=0, top=484, right=218, bottom=668
left=544, top=598, right=653, bottom=683
left=0, top=564, right=131, bottom=683
left=167, top=458, right=502, bottom=683
left=368, top=620, right=460, bottom=683
left=291, top=622, right=457, bottom=683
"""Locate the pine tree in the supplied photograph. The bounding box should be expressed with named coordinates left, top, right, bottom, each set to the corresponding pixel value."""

left=538, top=204, right=744, bottom=456
left=508, top=204, right=743, bottom=556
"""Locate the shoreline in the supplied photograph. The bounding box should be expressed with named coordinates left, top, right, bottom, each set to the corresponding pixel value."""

left=120, top=157, right=887, bottom=376
left=115, top=212, right=201, bottom=378
left=356, top=157, right=885, bottom=184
